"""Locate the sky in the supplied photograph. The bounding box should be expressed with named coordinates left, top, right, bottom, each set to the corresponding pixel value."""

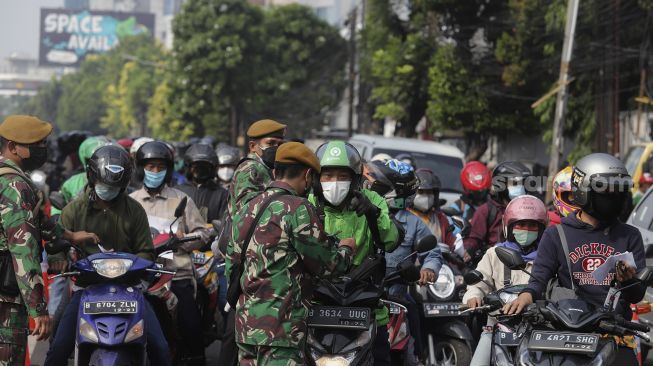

left=0, top=0, right=64, bottom=60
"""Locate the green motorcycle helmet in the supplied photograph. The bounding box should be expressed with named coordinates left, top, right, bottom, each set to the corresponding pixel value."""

left=79, top=136, right=114, bottom=170
left=314, top=141, right=363, bottom=203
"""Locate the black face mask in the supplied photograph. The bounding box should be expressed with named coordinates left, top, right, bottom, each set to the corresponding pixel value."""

left=466, top=190, right=488, bottom=206
left=587, top=192, right=626, bottom=222
left=192, top=164, right=214, bottom=182
left=261, top=146, right=278, bottom=169
left=21, top=145, right=48, bottom=172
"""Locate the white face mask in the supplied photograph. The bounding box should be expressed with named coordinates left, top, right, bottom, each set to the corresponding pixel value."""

left=321, top=181, right=351, bottom=206
left=217, top=167, right=235, bottom=182
left=413, top=193, right=435, bottom=212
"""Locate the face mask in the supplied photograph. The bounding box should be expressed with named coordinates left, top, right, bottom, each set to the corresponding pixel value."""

left=587, top=192, right=626, bottom=222
left=174, top=159, right=184, bottom=172
left=143, top=169, right=167, bottom=189
left=95, top=183, right=121, bottom=202
left=512, top=228, right=539, bottom=247
left=20, top=145, right=48, bottom=172
left=192, top=165, right=214, bottom=182
left=218, top=167, right=235, bottom=182
left=468, top=190, right=488, bottom=205
left=260, top=146, right=278, bottom=169
left=508, top=185, right=526, bottom=200
left=413, top=194, right=435, bottom=212
left=321, top=181, right=351, bottom=206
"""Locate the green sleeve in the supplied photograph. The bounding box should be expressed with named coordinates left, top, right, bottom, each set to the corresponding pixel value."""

left=363, top=189, right=399, bottom=252
left=132, top=205, right=155, bottom=261
left=288, top=202, right=352, bottom=278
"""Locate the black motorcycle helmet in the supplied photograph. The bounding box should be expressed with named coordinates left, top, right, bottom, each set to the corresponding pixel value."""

left=491, top=161, right=531, bottom=202
left=415, top=169, right=442, bottom=207
left=87, top=145, right=132, bottom=189
left=184, top=143, right=218, bottom=181
left=366, top=159, right=418, bottom=210
left=135, top=141, right=174, bottom=183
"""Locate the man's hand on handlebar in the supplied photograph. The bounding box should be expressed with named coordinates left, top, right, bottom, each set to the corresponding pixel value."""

left=64, top=230, right=100, bottom=247
left=48, top=259, right=68, bottom=274
left=338, top=238, right=357, bottom=255
left=502, top=292, right=533, bottom=315
left=466, top=297, right=482, bottom=310
left=418, top=269, right=436, bottom=285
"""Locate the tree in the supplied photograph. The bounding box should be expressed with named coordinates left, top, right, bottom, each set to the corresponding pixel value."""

left=148, top=77, right=194, bottom=141
left=171, top=0, right=348, bottom=142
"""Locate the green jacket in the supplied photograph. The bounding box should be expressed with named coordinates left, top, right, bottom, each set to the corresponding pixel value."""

left=309, top=188, right=400, bottom=325
left=50, top=172, right=87, bottom=216
left=55, top=188, right=155, bottom=262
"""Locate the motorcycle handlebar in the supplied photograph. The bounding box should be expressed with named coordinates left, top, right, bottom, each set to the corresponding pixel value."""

left=620, top=318, right=650, bottom=333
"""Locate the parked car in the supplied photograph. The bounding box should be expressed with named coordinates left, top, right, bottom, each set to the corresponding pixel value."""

left=624, top=142, right=653, bottom=192
left=349, top=134, right=465, bottom=207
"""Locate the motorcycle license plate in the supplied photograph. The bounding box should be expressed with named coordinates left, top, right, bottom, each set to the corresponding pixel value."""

left=495, top=331, right=520, bottom=346
left=83, top=301, right=138, bottom=315
left=423, top=302, right=465, bottom=317
left=307, top=306, right=370, bottom=330
left=388, top=303, right=402, bottom=315
left=528, top=331, right=598, bottom=354
left=191, top=252, right=206, bottom=265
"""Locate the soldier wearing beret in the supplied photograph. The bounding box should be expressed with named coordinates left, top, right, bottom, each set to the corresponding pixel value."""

left=231, top=142, right=356, bottom=366
left=0, top=115, right=98, bottom=365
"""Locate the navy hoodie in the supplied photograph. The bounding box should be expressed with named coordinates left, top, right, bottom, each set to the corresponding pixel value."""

left=524, top=213, right=646, bottom=318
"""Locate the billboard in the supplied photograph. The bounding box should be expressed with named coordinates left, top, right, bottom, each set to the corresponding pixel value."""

left=39, top=8, right=155, bottom=67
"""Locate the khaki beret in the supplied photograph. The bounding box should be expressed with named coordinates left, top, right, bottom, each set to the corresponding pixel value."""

left=275, top=142, right=321, bottom=173
left=247, top=119, right=286, bottom=139
left=0, top=115, right=53, bottom=144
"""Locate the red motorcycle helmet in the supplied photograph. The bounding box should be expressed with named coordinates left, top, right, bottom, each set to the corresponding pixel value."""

left=460, top=161, right=491, bottom=192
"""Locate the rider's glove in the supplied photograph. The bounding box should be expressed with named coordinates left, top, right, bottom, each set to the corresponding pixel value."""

left=349, top=191, right=380, bottom=219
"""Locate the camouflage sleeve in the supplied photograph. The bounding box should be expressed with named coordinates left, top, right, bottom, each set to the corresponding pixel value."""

left=364, top=190, right=400, bottom=252
left=0, top=181, right=47, bottom=318
left=288, top=201, right=352, bottom=278
left=230, top=161, right=269, bottom=216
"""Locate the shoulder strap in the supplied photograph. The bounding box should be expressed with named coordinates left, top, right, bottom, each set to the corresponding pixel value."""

left=503, top=262, right=512, bottom=287
left=0, top=164, right=43, bottom=217
left=555, top=224, right=576, bottom=290
left=238, top=192, right=285, bottom=268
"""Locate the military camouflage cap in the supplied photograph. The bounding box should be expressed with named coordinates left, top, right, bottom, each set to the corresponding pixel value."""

left=247, top=119, right=286, bottom=139
left=0, top=115, right=53, bottom=144
left=275, top=142, right=320, bottom=173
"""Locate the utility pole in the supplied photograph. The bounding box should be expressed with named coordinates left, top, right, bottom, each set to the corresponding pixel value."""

left=546, top=0, right=579, bottom=203
left=347, top=7, right=357, bottom=138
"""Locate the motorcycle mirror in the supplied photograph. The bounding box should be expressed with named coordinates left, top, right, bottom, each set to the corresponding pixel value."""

left=211, top=219, right=222, bottom=229
left=495, top=246, right=526, bottom=270
left=441, top=206, right=462, bottom=217
left=637, top=267, right=653, bottom=284
left=45, top=239, right=71, bottom=255
left=464, top=270, right=484, bottom=286
left=174, top=197, right=188, bottom=219
left=49, top=191, right=66, bottom=210
left=415, top=235, right=437, bottom=253
left=646, top=245, right=653, bottom=259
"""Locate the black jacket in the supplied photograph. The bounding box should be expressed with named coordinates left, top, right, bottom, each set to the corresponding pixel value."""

left=176, top=180, right=229, bottom=223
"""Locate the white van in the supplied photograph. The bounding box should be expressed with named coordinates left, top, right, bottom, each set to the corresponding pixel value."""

left=348, top=134, right=465, bottom=206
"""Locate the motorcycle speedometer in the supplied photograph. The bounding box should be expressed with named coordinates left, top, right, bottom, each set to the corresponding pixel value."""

left=429, top=264, right=455, bottom=300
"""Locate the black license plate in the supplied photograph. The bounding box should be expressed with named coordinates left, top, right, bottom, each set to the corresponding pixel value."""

left=83, top=301, right=138, bottom=315
left=307, top=306, right=370, bottom=330
left=528, top=331, right=598, bottom=354
left=423, top=302, right=465, bottom=317
left=495, top=331, right=521, bottom=346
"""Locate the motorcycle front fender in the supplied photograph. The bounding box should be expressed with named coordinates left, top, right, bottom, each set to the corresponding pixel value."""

left=431, top=319, right=474, bottom=341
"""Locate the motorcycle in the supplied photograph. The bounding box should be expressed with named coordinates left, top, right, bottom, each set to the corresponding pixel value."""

left=305, top=235, right=437, bottom=366
left=410, top=243, right=473, bottom=366
left=495, top=246, right=652, bottom=365
left=461, top=269, right=528, bottom=365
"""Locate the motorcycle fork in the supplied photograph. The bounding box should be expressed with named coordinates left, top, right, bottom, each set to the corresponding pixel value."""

left=428, top=334, right=436, bottom=365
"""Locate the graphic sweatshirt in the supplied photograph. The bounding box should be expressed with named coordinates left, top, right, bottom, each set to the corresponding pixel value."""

left=523, top=213, right=646, bottom=318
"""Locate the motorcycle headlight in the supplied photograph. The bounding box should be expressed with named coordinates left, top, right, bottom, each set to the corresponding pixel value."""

left=79, top=318, right=98, bottom=343
left=124, top=319, right=144, bottom=343
left=316, top=352, right=356, bottom=366
left=92, top=258, right=133, bottom=278
left=429, top=264, right=455, bottom=300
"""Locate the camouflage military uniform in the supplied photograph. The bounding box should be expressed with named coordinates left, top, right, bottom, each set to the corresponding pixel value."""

left=232, top=182, right=353, bottom=365
left=228, top=152, right=272, bottom=216
left=0, top=158, right=49, bottom=365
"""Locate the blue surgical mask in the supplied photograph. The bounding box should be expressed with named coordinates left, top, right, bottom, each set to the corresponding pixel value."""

left=144, top=169, right=167, bottom=189
left=508, top=185, right=526, bottom=200
left=512, top=229, right=539, bottom=247
left=95, top=183, right=121, bottom=201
